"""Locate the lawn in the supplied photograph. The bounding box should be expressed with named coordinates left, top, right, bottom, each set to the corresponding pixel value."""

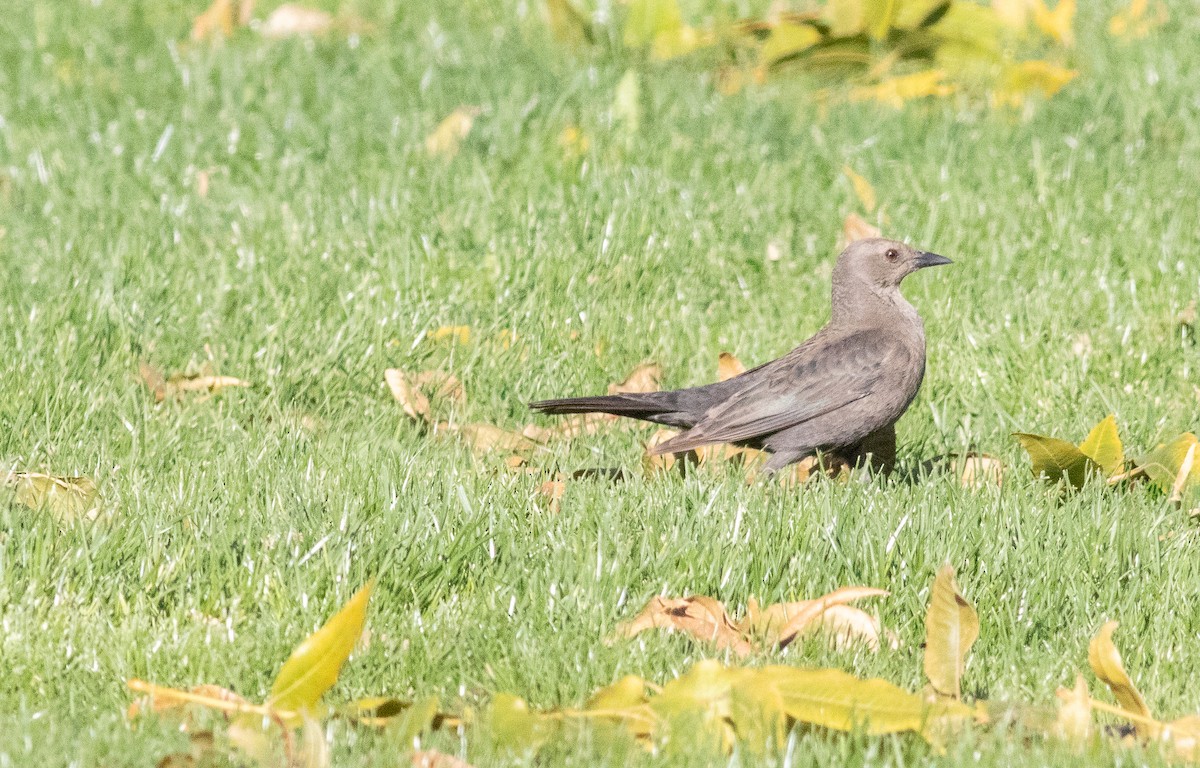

left=1, top=0, right=1199, bottom=765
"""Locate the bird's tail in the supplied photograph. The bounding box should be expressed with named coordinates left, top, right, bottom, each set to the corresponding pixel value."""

left=529, top=392, right=683, bottom=424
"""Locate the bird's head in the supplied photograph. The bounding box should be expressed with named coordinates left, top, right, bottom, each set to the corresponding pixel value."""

left=834, top=238, right=952, bottom=291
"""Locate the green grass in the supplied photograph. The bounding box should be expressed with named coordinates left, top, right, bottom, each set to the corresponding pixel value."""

left=1, top=0, right=1199, bottom=765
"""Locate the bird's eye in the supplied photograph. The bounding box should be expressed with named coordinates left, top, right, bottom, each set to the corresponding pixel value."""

left=885, top=249, right=899, bottom=262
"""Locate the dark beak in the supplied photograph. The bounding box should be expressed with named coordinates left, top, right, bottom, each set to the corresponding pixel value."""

left=914, top=251, right=953, bottom=269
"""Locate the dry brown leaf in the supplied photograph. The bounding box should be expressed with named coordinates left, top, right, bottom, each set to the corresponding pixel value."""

left=545, top=412, right=618, bottom=440
left=923, top=563, right=979, bottom=701
left=385, top=369, right=432, bottom=423
left=644, top=429, right=688, bottom=474
left=127, top=683, right=249, bottom=720
left=191, top=0, right=252, bottom=41
left=717, top=352, right=745, bottom=382
left=614, top=596, right=753, bottom=657
left=260, top=4, right=334, bottom=38
left=1088, top=621, right=1154, bottom=737
left=952, top=453, right=1005, bottom=488
left=412, top=751, right=475, bottom=768
left=425, top=109, right=481, bottom=158
left=842, top=212, right=881, bottom=244
left=771, top=586, right=890, bottom=649
left=608, top=362, right=662, bottom=395
left=454, top=423, right=542, bottom=455
left=1164, top=715, right=1200, bottom=762
left=172, top=375, right=251, bottom=394
left=414, top=370, right=465, bottom=403
left=139, top=360, right=169, bottom=403
left=1054, top=674, right=1094, bottom=745
left=538, top=480, right=565, bottom=514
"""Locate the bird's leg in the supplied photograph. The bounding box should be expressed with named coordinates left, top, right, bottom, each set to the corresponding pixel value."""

left=842, top=423, right=897, bottom=474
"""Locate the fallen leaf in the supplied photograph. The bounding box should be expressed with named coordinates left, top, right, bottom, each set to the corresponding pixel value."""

left=298, top=715, right=330, bottom=768
left=1078, top=415, right=1125, bottom=476
left=644, top=428, right=691, bottom=474
left=267, top=581, right=374, bottom=723
left=842, top=212, right=882, bottom=244
left=1139, top=433, right=1200, bottom=497
left=1087, top=621, right=1153, bottom=737
left=992, top=0, right=1031, bottom=28
left=413, top=752, right=475, bottom=768
left=1170, top=442, right=1198, bottom=504
left=614, top=595, right=754, bottom=657
left=951, top=453, right=1005, bottom=488
left=545, top=0, right=592, bottom=46
left=759, top=22, right=822, bottom=65
left=717, top=352, right=745, bottom=382
left=1031, top=0, right=1075, bottom=46
left=651, top=25, right=713, bottom=61
left=842, top=165, right=877, bottom=213
left=260, top=4, right=333, bottom=38
left=139, top=360, right=169, bottom=402
left=759, top=586, right=890, bottom=650
left=2, top=472, right=99, bottom=522
left=425, top=110, right=481, bottom=159
left=923, top=563, right=979, bottom=701
left=191, top=0, right=251, bottom=41
left=453, top=423, right=543, bottom=455
left=848, top=70, right=954, bottom=109
left=172, top=375, right=251, bottom=394
left=488, top=693, right=558, bottom=752
left=385, top=369, right=432, bottom=423
left=608, top=362, right=662, bottom=395
left=127, top=683, right=248, bottom=720
left=1164, top=715, right=1200, bottom=762
left=1108, top=0, right=1169, bottom=38
left=413, top=370, right=465, bottom=403
left=993, top=60, right=1077, bottom=107
left=1013, top=432, right=1094, bottom=488
left=1054, top=674, right=1094, bottom=745
left=537, top=480, right=565, bottom=513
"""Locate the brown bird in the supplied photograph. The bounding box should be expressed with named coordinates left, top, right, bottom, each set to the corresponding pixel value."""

left=530, top=238, right=951, bottom=473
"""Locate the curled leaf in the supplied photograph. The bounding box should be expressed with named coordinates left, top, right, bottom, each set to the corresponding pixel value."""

left=923, top=563, right=979, bottom=701
left=613, top=595, right=753, bottom=657
left=1087, top=621, right=1153, bottom=737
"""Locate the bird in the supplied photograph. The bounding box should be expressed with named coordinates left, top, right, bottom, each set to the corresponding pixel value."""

left=529, top=238, right=952, bottom=474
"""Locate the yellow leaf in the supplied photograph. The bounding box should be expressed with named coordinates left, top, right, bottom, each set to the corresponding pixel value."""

left=546, top=0, right=591, bottom=46
left=759, top=22, right=822, bottom=66
left=429, top=325, right=471, bottom=345
left=923, top=563, right=979, bottom=700
left=1030, top=0, right=1075, bottom=46
left=1165, top=715, right=1200, bottom=762
left=993, top=60, right=1077, bottom=106
left=424, top=109, right=480, bottom=158
left=260, top=4, right=334, bottom=39
left=1077, top=415, right=1124, bottom=476
left=267, top=581, right=374, bottom=721
left=623, top=0, right=683, bottom=48
left=848, top=70, right=955, bottom=109
left=649, top=660, right=741, bottom=753
left=823, top=0, right=867, bottom=37
left=488, top=694, right=558, bottom=751
left=3, top=472, right=99, bottom=522
left=1087, top=621, right=1154, bottom=738
left=768, top=666, right=973, bottom=740
left=717, top=352, right=745, bottom=382
left=1013, top=432, right=1094, bottom=488
left=842, top=212, right=881, bottom=244
left=651, top=26, right=714, bottom=61
left=1108, top=0, right=1169, bottom=39
left=992, top=0, right=1032, bottom=29
left=842, top=165, right=877, bottom=213
left=893, top=0, right=952, bottom=29
left=765, top=586, right=890, bottom=649
left=1139, top=433, right=1200, bottom=496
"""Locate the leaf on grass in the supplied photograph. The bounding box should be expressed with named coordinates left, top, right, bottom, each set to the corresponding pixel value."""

left=608, top=362, right=662, bottom=395
left=1078, top=415, right=1125, bottom=476
left=1054, top=674, right=1094, bottom=745
left=1087, top=621, right=1153, bottom=737
left=842, top=165, right=877, bottom=213
left=141, top=361, right=251, bottom=401
left=842, top=212, right=882, bottom=244
left=752, top=586, right=890, bottom=650
left=260, top=4, right=333, bottom=38
left=267, top=581, right=374, bottom=722
left=191, top=0, right=252, bottom=41
left=385, top=369, right=431, bottom=422
left=759, top=22, right=822, bottom=65
left=848, top=70, right=954, bottom=109
left=1030, top=0, right=1075, bottom=46
left=1013, top=432, right=1094, bottom=488
left=614, top=596, right=754, bottom=656
left=298, top=715, right=330, bottom=768
left=452, top=423, right=543, bottom=455
left=993, top=60, right=1077, bottom=106
left=1108, top=0, right=1169, bottom=39
left=769, top=666, right=973, bottom=740
left=425, top=110, right=481, bottom=159
left=651, top=26, right=713, bottom=61
left=545, top=0, right=592, bottom=46
left=412, top=751, right=476, bottom=768
left=3, top=472, right=99, bottom=522
left=1165, top=716, right=1200, bottom=762
left=488, top=694, right=558, bottom=751
left=538, top=480, right=565, bottom=513
left=1139, top=433, right=1200, bottom=497
left=644, top=429, right=689, bottom=474
left=923, top=563, right=979, bottom=701
left=991, top=0, right=1031, bottom=29
left=127, top=682, right=249, bottom=720
left=948, top=453, right=1005, bottom=488
left=717, top=352, right=745, bottom=382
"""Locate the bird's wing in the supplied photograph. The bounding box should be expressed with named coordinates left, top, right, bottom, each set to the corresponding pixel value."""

left=659, top=329, right=911, bottom=451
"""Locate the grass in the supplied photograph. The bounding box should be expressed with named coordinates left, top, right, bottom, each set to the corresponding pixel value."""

left=1, top=0, right=1199, bottom=765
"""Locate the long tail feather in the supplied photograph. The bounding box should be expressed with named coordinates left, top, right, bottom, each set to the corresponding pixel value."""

left=529, top=393, right=669, bottom=417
